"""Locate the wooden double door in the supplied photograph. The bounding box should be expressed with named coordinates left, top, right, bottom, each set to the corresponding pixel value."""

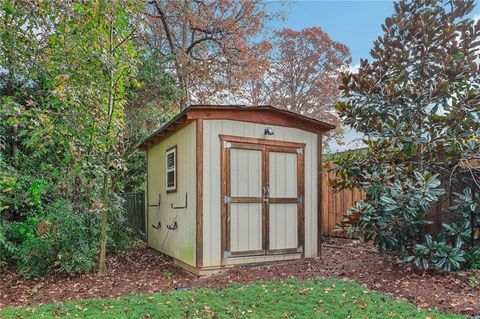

left=221, top=135, right=305, bottom=259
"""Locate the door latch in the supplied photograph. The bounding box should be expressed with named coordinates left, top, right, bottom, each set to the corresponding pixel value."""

left=298, top=196, right=304, bottom=204
left=262, top=187, right=270, bottom=202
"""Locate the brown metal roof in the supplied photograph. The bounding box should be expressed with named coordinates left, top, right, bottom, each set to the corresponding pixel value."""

left=137, top=105, right=336, bottom=150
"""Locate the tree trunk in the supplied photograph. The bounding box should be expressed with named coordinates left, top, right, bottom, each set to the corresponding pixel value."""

left=98, top=16, right=115, bottom=276
left=97, top=152, right=110, bottom=275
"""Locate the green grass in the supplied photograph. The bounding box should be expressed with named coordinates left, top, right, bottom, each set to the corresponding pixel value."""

left=0, top=278, right=464, bottom=319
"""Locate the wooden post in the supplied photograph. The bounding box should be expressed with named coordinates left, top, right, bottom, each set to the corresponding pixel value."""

left=317, top=134, right=323, bottom=258
left=196, top=119, right=203, bottom=268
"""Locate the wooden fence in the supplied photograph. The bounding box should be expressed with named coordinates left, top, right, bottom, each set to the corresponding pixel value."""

left=321, top=165, right=364, bottom=237
left=321, top=165, right=459, bottom=238
left=121, top=192, right=146, bottom=239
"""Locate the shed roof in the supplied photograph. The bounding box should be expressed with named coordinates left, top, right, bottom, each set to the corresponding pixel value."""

left=137, top=105, right=336, bottom=150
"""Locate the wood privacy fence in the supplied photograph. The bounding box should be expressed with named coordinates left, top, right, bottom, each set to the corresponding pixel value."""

left=321, top=164, right=459, bottom=238
left=121, top=192, right=146, bottom=239
left=321, top=164, right=364, bottom=237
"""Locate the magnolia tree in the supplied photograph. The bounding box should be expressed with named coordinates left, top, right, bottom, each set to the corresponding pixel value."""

left=335, top=0, right=480, bottom=271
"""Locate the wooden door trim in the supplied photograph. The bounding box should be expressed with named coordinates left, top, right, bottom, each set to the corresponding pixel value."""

left=263, top=147, right=269, bottom=252
left=266, top=144, right=305, bottom=254
left=220, top=140, right=228, bottom=266
left=222, top=140, right=264, bottom=261
left=297, top=146, right=305, bottom=256
left=317, top=134, right=323, bottom=258
left=196, top=119, right=203, bottom=268
left=229, top=249, right=266, bottom=257
left=267, top=248, right=300, bottom=255
left=220, top=135, right=306, bottom=264
left=269, top=198, right=299, bottom=204
left=220, top=134, right=305, bottom=149
left=229, top=196, right=263, bottom=203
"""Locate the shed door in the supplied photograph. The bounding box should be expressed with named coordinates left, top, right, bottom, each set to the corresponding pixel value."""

left=268, top=148, right=303, bottom=252
left=225, top=142, right=265, bottom=255
left=221, top=136, right=305, bottom=260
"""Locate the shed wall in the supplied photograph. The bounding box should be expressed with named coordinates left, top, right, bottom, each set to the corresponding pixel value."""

left=202, top=120, right=318, bottom=267
left=146, top=122, right=197, bottom=266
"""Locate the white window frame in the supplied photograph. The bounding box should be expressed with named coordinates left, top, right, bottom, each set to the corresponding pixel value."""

left=166, top=146, right=177, bottom=192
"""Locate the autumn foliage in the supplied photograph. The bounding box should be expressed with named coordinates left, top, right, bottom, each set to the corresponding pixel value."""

left=145, top=0, right=274, bottom=107
left=240, top=27, right=351, bottom=125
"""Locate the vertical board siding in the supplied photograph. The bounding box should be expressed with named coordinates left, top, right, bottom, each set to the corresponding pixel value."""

left=269, top=203, right=297, bottom=249
left=230, top=203, right=263, bottom=252
left=269, top=151, right=298, bottom=250
left=203, top=120, right=318, bottom=267
left=229, top=148, right=263, bottom=252
left=230, top=149, right=262, bottom=197
left=269, top=152, right=297, bottom=197
left=146, top=122, right=197, bottom=266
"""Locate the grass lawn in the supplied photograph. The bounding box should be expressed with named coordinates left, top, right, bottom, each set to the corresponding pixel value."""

left=0, top=278, right=464, bottom=319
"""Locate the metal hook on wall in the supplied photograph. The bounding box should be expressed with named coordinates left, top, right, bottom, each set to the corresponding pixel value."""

left=166, top=220, right=178, bottom=230
left=151, top=221, right=161, bottom=230
left=170, top=193, right=187, bottom=209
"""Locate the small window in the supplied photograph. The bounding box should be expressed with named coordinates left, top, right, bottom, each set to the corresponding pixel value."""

left=166, top=146, right=177, bottom=192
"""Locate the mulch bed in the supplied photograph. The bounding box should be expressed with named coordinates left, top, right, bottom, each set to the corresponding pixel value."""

left=1, top=239, right=479, bottom=316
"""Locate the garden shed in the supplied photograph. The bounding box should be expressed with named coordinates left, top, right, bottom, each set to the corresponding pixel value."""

left=138, top=105, right=335, bottom=275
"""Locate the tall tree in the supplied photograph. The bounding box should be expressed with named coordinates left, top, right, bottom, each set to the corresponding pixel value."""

left=335, top=0, right=480, bottom=271
left=240, top=27, right=351, bottom=124
left=144, top=0, right=274, bottom=107
left=44, top=0, right=141, bottom=274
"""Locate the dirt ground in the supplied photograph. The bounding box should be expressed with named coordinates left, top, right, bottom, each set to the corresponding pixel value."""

left=1, top=239, right=479, bottom=316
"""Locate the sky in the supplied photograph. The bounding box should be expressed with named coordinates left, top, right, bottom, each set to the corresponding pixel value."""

left=267, top=0, right=480, bottom=153
left=270, top=1, right=397, bottom=67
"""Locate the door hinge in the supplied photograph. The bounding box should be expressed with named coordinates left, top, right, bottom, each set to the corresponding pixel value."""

left=224, top=251, right=232, bottom=258
left=297, top=246, right=304, bottom=253
left=297, top=196, right=304, bottom=204
left=296, top=147, right=303, bottom=154
left=223, top=141, right=232, bottom=149
left=224, top=196, right=232, bottom=204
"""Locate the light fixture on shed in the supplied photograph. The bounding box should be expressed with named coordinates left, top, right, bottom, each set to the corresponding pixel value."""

left=264, top=127, right=274, bottom=136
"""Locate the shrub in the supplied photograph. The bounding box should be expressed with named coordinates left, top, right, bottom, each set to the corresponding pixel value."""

left=16, top=235, right=54, bottom=277
left=465, top=247, right=480, bottom=270
left=15, top=197, right=131, bottom=277
left=48, top=200, right=99, bottom=275
left=104, top=193, right=131, bottom=253
left=0, top=219, right=17, bottom=268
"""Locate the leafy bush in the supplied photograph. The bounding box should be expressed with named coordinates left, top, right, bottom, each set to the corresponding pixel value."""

left=465, top=247, right=480, bottom=270
left=0, top=219, right=17, bottom=268
left=406, top=235, right=465, bottom=272
left=339, top=171, right=445, bottom=252
left=16, top=235, right=54, bottom=277
left=15, top=198, right=130, bottom=277
left=15, top=200, right=96, bottom=277
left=48, top=200, right=98, bottom=275
left=104, top=193, right=131, bottom=253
